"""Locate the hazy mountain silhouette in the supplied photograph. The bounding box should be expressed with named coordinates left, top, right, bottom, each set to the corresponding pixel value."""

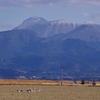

left=0, top=17, right=100, bottom=80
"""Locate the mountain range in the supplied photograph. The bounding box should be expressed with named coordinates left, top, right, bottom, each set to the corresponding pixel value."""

left=14, top=17, right=80, bottom=37
left=0, top=16, right=100, bottom=80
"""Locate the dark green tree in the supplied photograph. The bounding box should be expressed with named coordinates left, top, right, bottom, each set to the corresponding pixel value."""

left=81, top=80, right=85, bottom=85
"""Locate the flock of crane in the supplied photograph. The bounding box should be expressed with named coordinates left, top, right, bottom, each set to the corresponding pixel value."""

left=17, top=88, right=41, bottom=93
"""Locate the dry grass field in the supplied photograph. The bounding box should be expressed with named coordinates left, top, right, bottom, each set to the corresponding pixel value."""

left=0, top=79, right=60, bottom=85
left=0, top=80, right=100, bottom=100
left=0, top=85, right=100, bottom=100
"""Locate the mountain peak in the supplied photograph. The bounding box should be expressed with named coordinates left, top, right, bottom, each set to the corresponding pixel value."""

left=14, top=16, right=48, bottom=30
left=83, top=21, right=95, bottom=25
left=51, top=19, right=67, bottom=24
left=23, top=16, right=48, bottom=24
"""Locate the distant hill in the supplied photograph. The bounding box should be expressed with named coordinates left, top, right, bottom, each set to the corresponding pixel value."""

left=0, top=17, right=100, bottom=80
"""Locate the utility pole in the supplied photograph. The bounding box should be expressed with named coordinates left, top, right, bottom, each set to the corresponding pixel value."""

left=60, top=65, right=64, bottom=85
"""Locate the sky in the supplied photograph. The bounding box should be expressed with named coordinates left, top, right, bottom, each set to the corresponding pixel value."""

left=0, top=0, right=100, bottom=31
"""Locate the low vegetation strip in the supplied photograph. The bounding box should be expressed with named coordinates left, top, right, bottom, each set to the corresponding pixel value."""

left=0, top=79, right=100, bottom=86
left=0, top=79, right=60, bottom=85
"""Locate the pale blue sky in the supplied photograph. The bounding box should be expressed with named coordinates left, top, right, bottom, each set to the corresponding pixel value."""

left=0, top=0, right=100, bottom=31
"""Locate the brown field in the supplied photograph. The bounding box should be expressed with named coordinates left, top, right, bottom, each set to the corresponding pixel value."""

left=0, top=79, right=100, bottom=86
left=0, top=79, right=77, bottom=86
left=0, top=79, right=100, bottom=100
left=0, top=79, right=61, bottom=85
left=0, top=85, right=100, bottom=100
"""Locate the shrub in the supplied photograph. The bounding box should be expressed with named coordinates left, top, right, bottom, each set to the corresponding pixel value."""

left=92, top=81, right=96, bottom=86
left=81, top=80, right=85, bottom=85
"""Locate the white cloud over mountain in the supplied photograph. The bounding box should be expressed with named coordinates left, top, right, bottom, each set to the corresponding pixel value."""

left=66, top=0, right=100, bottom=6
left=82, top=13, right=89, bottom=17
left=0, top=0, right=100, bottom=8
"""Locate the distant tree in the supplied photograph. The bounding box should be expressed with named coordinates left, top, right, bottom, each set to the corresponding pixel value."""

left=92, top=81, right=96, bottom=86
left=81, top=80, right=85, bottom=85
left=73, top=80, right=76, bottom=84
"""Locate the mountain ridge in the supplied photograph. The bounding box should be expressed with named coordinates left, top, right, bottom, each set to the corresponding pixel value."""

left=14, top=17, right=82, bottom=37
left=0, top=16, right=100, bottom=80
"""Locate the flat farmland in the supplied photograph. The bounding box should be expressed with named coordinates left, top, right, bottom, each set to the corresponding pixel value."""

left=0, top=85, right=100, bottom=100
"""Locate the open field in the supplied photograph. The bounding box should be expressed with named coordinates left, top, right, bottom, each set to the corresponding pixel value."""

left=0, top=85, right=100, bottom=100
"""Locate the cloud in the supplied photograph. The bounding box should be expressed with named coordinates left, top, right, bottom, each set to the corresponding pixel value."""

left=92, top=12, right=100, bottom=19
left=0, top=0, right=100, bottom=8
left=0, top=0, right=58, bottom=8
left=82, top=13, right=89, bottom=17
left=67, top=0, right=100, bottom=6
